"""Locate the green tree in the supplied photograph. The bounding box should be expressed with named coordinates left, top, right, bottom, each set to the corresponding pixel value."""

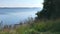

left=36, top=0, right=60, bottom=20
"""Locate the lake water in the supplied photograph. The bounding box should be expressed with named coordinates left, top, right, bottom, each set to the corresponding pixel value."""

left=0, top=7, right=41, bottom=25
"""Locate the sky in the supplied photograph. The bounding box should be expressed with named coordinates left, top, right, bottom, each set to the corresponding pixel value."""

left=0, top=0, right=44, bottom=8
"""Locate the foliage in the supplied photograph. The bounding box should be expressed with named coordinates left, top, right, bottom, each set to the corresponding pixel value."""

left=1, top=0, right=60, bottom=34
left=36, top=0, right=60, bottom=20
left=0, top=19, right=60, bottom=34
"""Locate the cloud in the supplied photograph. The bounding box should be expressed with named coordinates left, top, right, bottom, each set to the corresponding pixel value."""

left=0, top=4, right=43, bottom=7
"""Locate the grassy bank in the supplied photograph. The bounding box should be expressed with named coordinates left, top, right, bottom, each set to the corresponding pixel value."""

left=0, top=19, right=60, bottom=34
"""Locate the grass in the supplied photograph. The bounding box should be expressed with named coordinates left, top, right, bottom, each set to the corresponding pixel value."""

left=0, top=19, right=60, bottom=34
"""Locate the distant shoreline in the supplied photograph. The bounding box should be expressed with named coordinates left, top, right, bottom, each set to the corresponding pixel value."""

left=0, top=7, right=41, bottom=9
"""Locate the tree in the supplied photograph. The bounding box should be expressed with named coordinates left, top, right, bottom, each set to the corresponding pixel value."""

left=36, top=0, right=60, bottom=20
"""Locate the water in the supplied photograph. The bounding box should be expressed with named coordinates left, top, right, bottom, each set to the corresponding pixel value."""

left=0, top=7, right=41, bottom=25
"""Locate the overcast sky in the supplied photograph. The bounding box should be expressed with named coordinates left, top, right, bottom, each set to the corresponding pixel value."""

left=0, top=0, right=43, bottom=7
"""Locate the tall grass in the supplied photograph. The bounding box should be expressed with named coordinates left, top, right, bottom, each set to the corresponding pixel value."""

left=0, top=18, right=60, bottom=34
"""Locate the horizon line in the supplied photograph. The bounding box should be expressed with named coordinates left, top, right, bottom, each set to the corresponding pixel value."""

left=0, top=6, right=43, bottom=9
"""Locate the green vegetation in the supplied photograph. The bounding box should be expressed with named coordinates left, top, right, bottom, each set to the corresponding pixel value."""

left=0, top=19, right=60, bottom=34
left=36, top=0, right=60, bottom=20
left=0, top=0, right=60, bottom=34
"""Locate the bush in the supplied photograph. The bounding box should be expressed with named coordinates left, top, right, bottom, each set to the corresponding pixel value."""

left=31, top=20, right=60, bottom=32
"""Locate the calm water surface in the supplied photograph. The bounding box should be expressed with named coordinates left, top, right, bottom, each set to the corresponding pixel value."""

left=0, top=8, right=41, bottom=25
